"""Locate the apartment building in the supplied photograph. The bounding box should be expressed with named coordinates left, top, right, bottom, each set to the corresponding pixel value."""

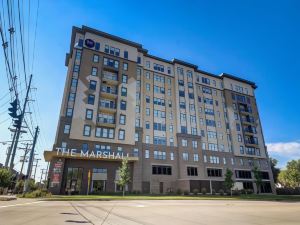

left=44, top=26, right=275, bottom=195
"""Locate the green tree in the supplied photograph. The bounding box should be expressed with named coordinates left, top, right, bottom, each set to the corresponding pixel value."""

left=270, top=158, right=280, bottom=183
left=117, top=158, right=131, bottom=196
left=278, top=160, right=300, bottom=188
left=0, top=168, right=12, bottom=194
left=224, top=168, right=234, bottom=196
left=252, top=166, right=262, bottom=194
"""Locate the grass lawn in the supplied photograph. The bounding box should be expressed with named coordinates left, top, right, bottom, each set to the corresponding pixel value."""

left=42, top=194, right=300, bottom=202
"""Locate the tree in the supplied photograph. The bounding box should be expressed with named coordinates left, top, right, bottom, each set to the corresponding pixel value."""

left=117, top=158, right=131, bottom=196
left=252, top=166, right=262, bottom=194
left=224, top=168, right=234, bottom=196
left=0, top=168, right=12, bottom=194
left=278, top=160, right=300, bottom=188
left=270, top=158, right=280, bottom=183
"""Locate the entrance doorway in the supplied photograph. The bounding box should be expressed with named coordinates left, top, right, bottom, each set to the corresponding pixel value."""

left=91, top=180, right=106, bottom=193
left=159, top=182, right=163, bottom=194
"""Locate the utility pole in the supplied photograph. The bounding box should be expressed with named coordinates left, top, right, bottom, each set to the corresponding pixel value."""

left=23, top=126, right=39, bottom=193
left=18, top=143, right=31, bottom=179
left=9, top=74, right=33, bottom=170
left=39, top=169, right=47, bottom=188
left=5, top=128, right=17, bottom=167
left=33, top=158, right=41, bottom=180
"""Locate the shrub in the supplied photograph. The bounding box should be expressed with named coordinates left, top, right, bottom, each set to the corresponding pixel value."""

left=131, top=190, right=141, bottom=195
left=21, top=189, right=52, bottom=198
left=28, top=179, right=38, bottom=192
left=276, top=187, right=300, bottom=195
left=176, top=189, right=182, bottom=195
left=212, top=189, right=216, bottom=195
left=15, top=180, right=24, bottom=194
left=183, top=190, right=189, bottom=195
left=219, top=189, right=224, bottom=196
left=192, top=189, right=199, bottom=195
left=232, top=190, right=240, bottom=196
left=201, top=187, right=207, bottom=195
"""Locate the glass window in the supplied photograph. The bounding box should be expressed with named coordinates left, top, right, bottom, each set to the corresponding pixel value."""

left=85, top=109, right=93, bottom=120
left=83, top=125, right=91, bottom=136
left=93, top=54, right=99, bottom=63
left=121, top=87, right=127, bottom=97
left=124, top=51, right=128, bottom=59
left=91, top=67, right=98, bottom=76
left=145, top=150, right=149, bottom=159
left=89, top=80, right=97, bottom=90
left=122, top=74, right=128, bottom=84
left=87, top=95, right=95, bottom=105
left=119, top=114, right=126, bottom=125
left=64, top=124, right=71, bottom=134
left=118, top=129, right=125, bottom=140
left=120, top=100, right=127, bottom=110
left=123, top=62, right=128, bottom=71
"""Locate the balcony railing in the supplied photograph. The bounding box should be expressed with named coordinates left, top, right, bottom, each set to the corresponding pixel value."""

left=99, top=101, right=116, bottom=109
left=245, top=139, right=258, bottom=145
left=241, top=117, right=255, bottom=123
left=98, top=117, right=115, bottom=124
left=102, top=71, right=118, bottom=81
left=100, top=86, right=118, bottom=95
left=244, top=127, right=257, bottom=134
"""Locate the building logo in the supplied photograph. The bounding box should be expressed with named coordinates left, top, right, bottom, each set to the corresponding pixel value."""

left=85, top=39, right=95, bottom=48
left=55, top=147, right=130, bottom=160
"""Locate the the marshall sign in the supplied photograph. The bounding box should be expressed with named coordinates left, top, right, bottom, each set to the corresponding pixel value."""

left=55, top=147, right=130, bottom=160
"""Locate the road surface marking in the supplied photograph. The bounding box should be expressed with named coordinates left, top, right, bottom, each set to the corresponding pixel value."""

left=0, top=201, right=42, bottom=209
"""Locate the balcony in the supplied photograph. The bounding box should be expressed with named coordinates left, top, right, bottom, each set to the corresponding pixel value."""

left=97, top=117, right=116, bottom=128
left=99, top=101, right=117, bottom=113
left=244, top=127, right=257, bottom=135
left=102, top=71, right=118, bottom=85
left=241, top=117, right=255, bottom=125
left=100, top=86, right=118, bottom=99
left=245, top=139, right=259, bottom=147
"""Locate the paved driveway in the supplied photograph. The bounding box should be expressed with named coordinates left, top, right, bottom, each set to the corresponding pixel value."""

left=0, top=199, right=300, bottom=225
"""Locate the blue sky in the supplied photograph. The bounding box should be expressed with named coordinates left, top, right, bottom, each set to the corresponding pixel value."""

left=0, top=0, right=300, bottom=175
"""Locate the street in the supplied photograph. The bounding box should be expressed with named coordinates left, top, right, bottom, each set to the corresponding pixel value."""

left=0, top=199, right=300, bottom=225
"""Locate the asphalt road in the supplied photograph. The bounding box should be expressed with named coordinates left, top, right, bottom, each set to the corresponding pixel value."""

left=0, top=199, right=300, bottom=225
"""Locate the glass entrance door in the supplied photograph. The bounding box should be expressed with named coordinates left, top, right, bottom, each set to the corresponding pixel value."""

left=92, top=180, right=106, bottom=193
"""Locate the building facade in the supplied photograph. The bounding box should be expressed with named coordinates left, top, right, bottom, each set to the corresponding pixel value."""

left=44, top=26, right=275, bottom=195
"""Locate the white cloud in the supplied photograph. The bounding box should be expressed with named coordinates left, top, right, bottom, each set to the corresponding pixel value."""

left=267, top=142, right=300, bottom=156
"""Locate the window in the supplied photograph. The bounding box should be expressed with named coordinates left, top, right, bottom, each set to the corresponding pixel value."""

left=206, top=119, right=216, bottom=127
left=89, top=80, right=97, bottom=90
left=122, top=74, right=128, bottom=83
left=235, top=170, right=252, bottom=179
left=153, top=63, right=164, bottom=72
left=91, top=67, right=98, bottom=76
left=133, top=148, right=139, bottom=157
left=145, top=150, right=149, bottom=159
left=71, top=78, right=78, bottom=87
left=66, top=108, right=73, bottom=117
left=209, top=156, right=220, bottom=164
left=192, top=141, right=198, bottom=149
left=137, top=56, right=141, bottom=64
left=118, top=129, right=125, bottom=140
left=145, top=121, right=150, bottom=129
left=88, top=95, right=95, bottom=105
left=135, top=133, right=139, bottom=142
left=93, top=54, right=99, bottom=63
left=121, top=87, right=127, bottom=96
left=182, top=152, right=189, bottom=161
left=152, top=165, right=172, bottom=175
left=123, top=62, right=128, bottom=71
left=170, top=138, right=174, bottom=146
left=85, top=109, right=93, bottom=120
left=105, top=45, right=109, bottom=53
left=207, top=168, right=222, bottom=177
left=238, top=134, right=242, bottom=142
left=170, top=152, right=174, bottom=160
left=187, top=167, right=198, bottom=176
left=95, top=42, right=100, bottom=51
left=119, top=114, right=126, bottom=125
left=154, top=150, right=166, bottom=160
left=83, top=125, right=91, bottom=136
left=146, top=108, right=150, bottom=116
left=146, top=83, right=150, bottom=91
left=202, top=77, right=210, bottom=85
left=240, top=146, right=244, bottom=154
left=202, top=143, right=206, bottom=150
left=207, top=131, right=217, bottom=139
left=182, top=139, right=188, bottom=147
left=120, top=100, right=127, bottom=110
left=64, top=124, right=71, bottom=134
left=73, top=65, right=80, bottom=72
left=145, top=135, right=150, bottom=144
left=95, top=127, right=114, bottom=139
left=124, top=51, right=128, bottom=59
left=69, top=93, right=75, bottom=102
left=193, top=154, right=199, bottom=162
left=153, top=136, right=166, bottom=145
